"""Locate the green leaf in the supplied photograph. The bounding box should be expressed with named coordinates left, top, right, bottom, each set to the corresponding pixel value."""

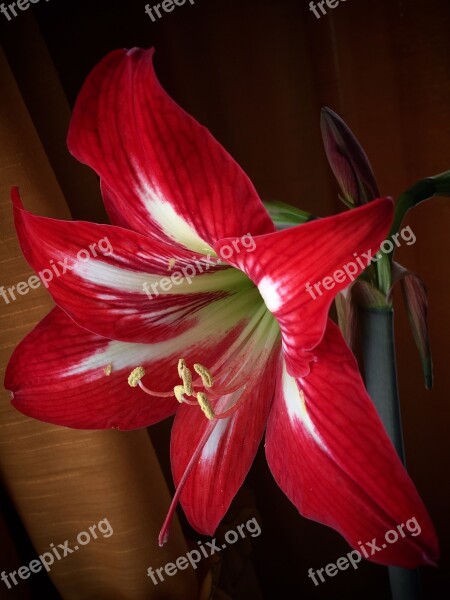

left=375, top=251, right=392, bottom=297
left=390, top=170, right=450, bottom=236
left=263, top=200, right=317, bottom=229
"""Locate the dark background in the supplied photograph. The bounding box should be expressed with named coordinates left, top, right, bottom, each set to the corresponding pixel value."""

left=1, top=0, right=449, bottom=598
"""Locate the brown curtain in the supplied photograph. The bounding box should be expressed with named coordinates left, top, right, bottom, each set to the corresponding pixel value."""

left=0, top=24, right=198, bottom=600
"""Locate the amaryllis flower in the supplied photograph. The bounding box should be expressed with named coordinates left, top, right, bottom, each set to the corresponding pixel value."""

left=5, top=48, right=438, bottom=567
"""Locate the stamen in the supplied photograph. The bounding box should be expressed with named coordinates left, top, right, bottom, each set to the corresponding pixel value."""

left=173, top=385, right=197, bottom=405
left=174, top=385, right=185, bottom=403
left=128, top=367, right=177, bottom=398
left=178, top=358, right=193, bottom=395
left=127, top=356, right=250, bottom=422
left=128, top=366, right=145, bottom=387
left=167, top=258, right=176, bottom=271
left=193, top=363, right=213, bottom=388
left=138, top=381, right=176, bottom=398
left=104, top=364, right=112, bottom=376
left=181, top=369, right=193, bottom=396
left=177, top=358, right=187, bottom=378
left=197, top=392, right=215, bottom=420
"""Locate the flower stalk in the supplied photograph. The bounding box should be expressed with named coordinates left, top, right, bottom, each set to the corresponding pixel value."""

left=360, top=307, right=421, bottom=600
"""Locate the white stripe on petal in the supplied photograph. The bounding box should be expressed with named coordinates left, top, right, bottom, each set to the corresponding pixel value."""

left=258, top=276, right=282, bottom=312
left=201, top=418, right=230, bottom=461
left=136, top=168, right=214, bottom=254
left=66, top=288, right=263, bottom=378
left=282, top=360, right=328, bottom=453
left=73, top=259, right=249, bottom=295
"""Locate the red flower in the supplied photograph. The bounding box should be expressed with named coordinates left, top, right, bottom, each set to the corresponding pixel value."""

left=5, top=48, right=438, bottom=567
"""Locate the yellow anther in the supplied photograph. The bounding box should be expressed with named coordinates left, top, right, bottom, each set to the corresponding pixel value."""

left=197, top=392, right=215, bottom=420
left=128, top=366, right=146, bottom=387
left=177, top=358, right=193, bottom=395
left=104, top=364, right=112, bottom=376
left=167, top=258, right=176, bottom=271
left=193, top=363, right=213, bottom=388
left=181, top=368, right=193, bottom=396
left=178, top=358, right=187, bottom=378
left=174, top=385, right=185, bottom=403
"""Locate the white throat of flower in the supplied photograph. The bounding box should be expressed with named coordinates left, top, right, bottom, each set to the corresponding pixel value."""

left=126, top=299, right=280, bottom=422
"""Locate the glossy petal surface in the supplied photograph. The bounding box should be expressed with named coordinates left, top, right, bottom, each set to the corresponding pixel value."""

left=265, top=320, right=438, bottom=568
left=216, top=198, right=394, bottom=377
left=67, top=48, right=274, bottom=249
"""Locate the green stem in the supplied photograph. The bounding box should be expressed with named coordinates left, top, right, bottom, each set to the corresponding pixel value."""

left=390, top=170, right=450, bottom=240
left=360, top=307, right=422, bottom=600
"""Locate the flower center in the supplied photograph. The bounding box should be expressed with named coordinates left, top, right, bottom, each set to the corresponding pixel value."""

left=127, top=358, right=245, bottom=421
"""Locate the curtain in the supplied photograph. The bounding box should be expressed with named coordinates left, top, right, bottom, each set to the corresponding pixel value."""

left=0, top=26, right=198, bottom=600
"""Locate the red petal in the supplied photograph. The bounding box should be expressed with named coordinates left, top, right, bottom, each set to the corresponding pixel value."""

left=12, top=188, right=252, bottom=343
left=216, top=198, right=394, bottom=377
left=165, top=311, right=281, bottom=538
left=4, top=308, right=176, bottom=430
left=265, top=320, right=439, bottom=568
left=67, top=47, right=274, bottom=247
left=5, top=305, right=251, bottom=431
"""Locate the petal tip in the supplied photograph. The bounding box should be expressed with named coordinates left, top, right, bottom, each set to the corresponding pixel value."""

left=10, top=186, right=23, bottom=210
left=125, top=46, right=156, bottom=61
